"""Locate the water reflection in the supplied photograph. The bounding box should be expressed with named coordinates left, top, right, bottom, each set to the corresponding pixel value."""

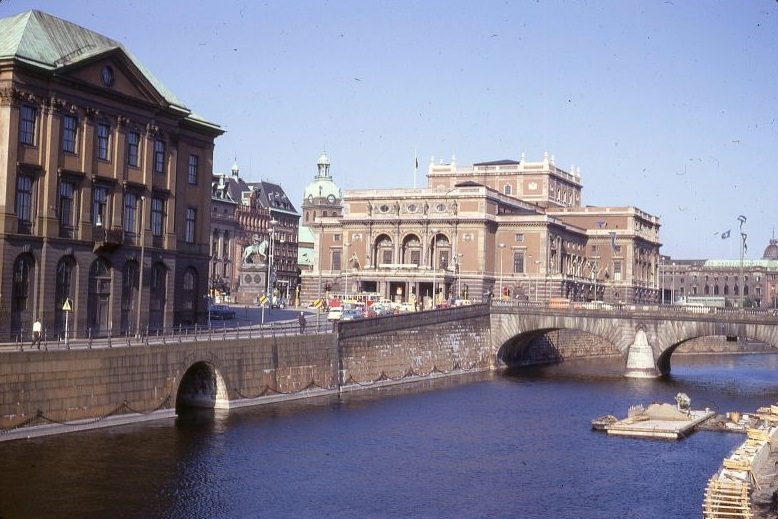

left=0, top=354, right=775, bottom=519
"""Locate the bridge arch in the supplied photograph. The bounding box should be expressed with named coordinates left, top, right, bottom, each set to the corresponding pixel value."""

left=496, top=326, right=624, bottom=368
left=175, top=361, right=230, bottom=411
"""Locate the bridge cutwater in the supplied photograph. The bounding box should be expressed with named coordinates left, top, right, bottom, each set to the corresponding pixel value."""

left=1, top=302, right=776, bottom=441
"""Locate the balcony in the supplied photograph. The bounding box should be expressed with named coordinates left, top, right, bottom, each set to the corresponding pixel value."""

left=93, top=226, right=123, bottom=253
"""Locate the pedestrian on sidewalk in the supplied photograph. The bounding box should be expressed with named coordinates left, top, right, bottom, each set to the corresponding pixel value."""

left=298, top=312, right=306, bottom=334
left=31, top=318, right=42, bottom=350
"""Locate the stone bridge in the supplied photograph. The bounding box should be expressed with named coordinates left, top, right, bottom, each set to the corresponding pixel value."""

left=491, top=302, right=778, bottom=377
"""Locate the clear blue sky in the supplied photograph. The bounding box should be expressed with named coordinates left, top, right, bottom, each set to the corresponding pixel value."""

left=3, top=0, right=776, bottom=259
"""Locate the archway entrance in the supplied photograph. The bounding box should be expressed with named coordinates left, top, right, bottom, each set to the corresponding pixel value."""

left=176, top=361, right=230, bottom=411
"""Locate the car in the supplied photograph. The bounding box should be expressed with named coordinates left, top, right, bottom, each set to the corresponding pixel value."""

left=209, top=305, right=235, bottom=320
left=327, top=307, right=343, bottom=321
left=340, top=308, right=363, bottom=321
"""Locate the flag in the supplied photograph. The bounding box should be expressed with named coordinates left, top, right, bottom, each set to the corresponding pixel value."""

left=721, top=230, right=731, bottom=239
left=595, top=220, right=607, bottom=228
left=415, top=155, right=418, bottom=169
left=742, top=232, right=748, bottom=254
left=609, top=231, right=617, bottom=251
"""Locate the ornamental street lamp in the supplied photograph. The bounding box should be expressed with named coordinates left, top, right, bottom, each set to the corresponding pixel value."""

left=431, top=229, right=439, bottom=308
left=344, top=241, right=351, bottom=299
left=498, top=243, right=505, bottom=300
left=457, top=252, right=463, bottom=299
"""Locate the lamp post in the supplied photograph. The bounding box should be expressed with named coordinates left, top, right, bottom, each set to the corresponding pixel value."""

left=671, top=262, right=676, bottom=305
left=344, top=241, right=351, bottom=299
left=498, top=243, right=505, bottom=300
left=534, top=259, right=542, bottom=302
left=266, top=219, right=278, bottom=309
left=457, top=252, right=463, bottom=299
left=738, top=215, right=747, bottom=309
left=135, top=195, right=145, bottom=339
left=431, top=229, right=439, bottom=309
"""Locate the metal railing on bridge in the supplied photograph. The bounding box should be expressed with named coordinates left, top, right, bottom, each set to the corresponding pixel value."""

left=490, top=299, right=778, bottom=323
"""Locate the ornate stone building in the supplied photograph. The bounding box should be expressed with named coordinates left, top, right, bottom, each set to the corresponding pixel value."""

left=0, top=10, right=223, bottom=337
left=300, top=153, right=662, bottom=307
left=659, top=236, right=778, bottom=308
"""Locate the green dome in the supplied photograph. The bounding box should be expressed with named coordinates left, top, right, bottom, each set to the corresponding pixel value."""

left=303, top=151, right=341, bottom=201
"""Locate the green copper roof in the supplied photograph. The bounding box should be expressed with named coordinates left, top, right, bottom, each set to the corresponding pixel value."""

left=0, top=10, right=217, bottom=129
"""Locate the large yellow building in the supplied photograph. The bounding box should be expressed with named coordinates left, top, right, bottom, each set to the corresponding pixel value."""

left=0, top=11, right=222, bottom=339
left=301, top=153, right=661, bottom=307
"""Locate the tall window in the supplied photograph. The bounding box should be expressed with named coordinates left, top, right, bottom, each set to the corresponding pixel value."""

left=93, top=186, right=108, bottom=226
left=151, top=197, right=164, bottom=237
left=187, top=154, right=199, bottom=184
left=59, top=181, right=75, bottom=237
left=123, top=192, right=138, bottom=234
left=20, top=105, right=37, bottom=145
left=12, top=255, right=33, bottom=313
left=332, top=250, right=342, bottom=271
left=62, top=115, right=78, bottom=154
left=513, top=251, right=525, bottom=273
left=97, top=123, right=111, bottom=161
left=154, top=139, right=166, bottom=174
left=16, top=175, right=33, bottom=232
left=127, top=131, right=140, bottom=167
left=185, top=208, right=196, bottom=243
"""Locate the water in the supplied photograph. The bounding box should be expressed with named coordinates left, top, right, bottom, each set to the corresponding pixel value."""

left=1, top=354, right=777, bottom=519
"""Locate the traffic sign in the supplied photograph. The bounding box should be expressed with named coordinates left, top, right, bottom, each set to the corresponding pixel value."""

left=62, top=298, right=72, bottom=312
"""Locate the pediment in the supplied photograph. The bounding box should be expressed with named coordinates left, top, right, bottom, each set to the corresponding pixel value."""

left=57, top=48, right=175, bottom=110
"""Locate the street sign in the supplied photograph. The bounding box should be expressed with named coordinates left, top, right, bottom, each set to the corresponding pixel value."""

left=62, top=298, right=72, bottom=312
left=259, top=296, right=268, bottom=306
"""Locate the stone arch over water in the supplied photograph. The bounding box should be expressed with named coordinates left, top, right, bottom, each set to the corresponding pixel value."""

left=496, top=327, right=623, bottom=367
left=176, top=361, right=230, bottom=411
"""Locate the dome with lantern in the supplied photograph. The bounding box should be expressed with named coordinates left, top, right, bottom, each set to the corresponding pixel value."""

left=763, top=236, right=778, bottom=260
left=303, top=151, right=342, bottom=204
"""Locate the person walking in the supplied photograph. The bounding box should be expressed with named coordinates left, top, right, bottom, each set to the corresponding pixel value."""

left=31, top=318, right=42, bottom=350
left=298, top=312, right=306, bottom=334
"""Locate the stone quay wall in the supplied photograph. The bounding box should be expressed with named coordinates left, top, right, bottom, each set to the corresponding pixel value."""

left=336, top=304, right=494, bottom=385
left=0, top=334, right=338, bottom=438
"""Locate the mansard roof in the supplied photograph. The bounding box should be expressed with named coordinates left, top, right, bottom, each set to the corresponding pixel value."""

left=247, top=181, right=300, bottom=217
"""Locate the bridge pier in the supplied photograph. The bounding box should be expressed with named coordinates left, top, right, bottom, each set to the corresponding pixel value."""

left=624, top=329, right=661, bottom=378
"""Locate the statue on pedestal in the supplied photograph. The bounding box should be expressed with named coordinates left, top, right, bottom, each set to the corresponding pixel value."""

left=241, top=234, right=269, bottom=267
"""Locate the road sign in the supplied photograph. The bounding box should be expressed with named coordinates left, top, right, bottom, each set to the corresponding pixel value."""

left=259, top=296, right=268, bottom=306
left=62, top=298, right=72, bottom=312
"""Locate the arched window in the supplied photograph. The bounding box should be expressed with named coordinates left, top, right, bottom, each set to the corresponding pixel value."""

left=11, top=254, right=35, bottom=336
left=120, top=261, right=139, bottom=335
left=55, top=256, right=76, bottom=337
left=503, top=184, right=512, bottom=195
left=87, top=258, right=111, bottom=336
left=149, top=262, right=167, bottom=331
left=181, top=267, right=198, bottom=325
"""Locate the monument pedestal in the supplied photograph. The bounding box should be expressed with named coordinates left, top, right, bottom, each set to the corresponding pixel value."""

left=237, top=265, right=268, bottom=304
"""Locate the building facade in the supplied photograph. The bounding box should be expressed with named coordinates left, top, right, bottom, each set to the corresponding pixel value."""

left=210, top=163, right=300, bottom=305
left=659, top=237, right=778, bottom=308
left=300, top=153, right=662, bottom=307
left=0, top=10, right=223, bottom=338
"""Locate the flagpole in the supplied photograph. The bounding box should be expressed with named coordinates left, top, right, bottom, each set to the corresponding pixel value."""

left=413, top=149, right=418, bottom=189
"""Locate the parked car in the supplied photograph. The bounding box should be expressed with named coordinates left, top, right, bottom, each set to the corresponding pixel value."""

left=341, top=308, right=363, bottom=321
left=209, top=305, right=236, bottom=320
left=327, top=307, right=343, bottom=321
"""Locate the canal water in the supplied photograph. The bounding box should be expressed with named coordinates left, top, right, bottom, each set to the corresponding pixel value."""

left=1, top=353, right=777, bottom=519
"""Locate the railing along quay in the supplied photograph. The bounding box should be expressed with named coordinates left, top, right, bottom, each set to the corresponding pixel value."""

left=0, top=314, right=332, bottom=352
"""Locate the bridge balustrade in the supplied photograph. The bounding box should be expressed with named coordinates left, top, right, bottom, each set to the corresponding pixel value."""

left=490, top=300, right=778, bottom=325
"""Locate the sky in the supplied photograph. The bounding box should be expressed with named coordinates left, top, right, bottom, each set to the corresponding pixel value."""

left=2, top=0, right=776, bottom=260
